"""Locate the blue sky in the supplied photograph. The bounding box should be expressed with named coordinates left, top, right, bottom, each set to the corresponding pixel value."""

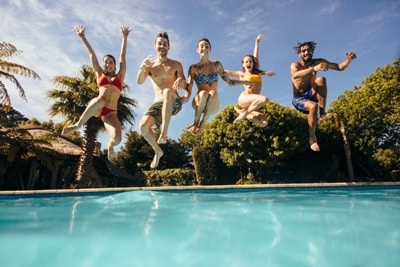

left=2, top=0, right=399, bottom=152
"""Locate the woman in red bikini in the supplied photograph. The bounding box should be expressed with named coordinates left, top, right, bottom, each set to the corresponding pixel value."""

left=62, top=24, right=132, bottom=160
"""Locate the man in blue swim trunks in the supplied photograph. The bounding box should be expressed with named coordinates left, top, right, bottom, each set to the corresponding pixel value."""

left=137, top=32, right=190, bottom=168
left=291, top=41, right=356, bottom=151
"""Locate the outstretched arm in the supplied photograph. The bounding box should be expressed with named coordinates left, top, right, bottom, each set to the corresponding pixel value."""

left=74, top=25, right=101, bottom=74
left=253, top=34, right=263, bottom=60
left=217, top=61, right=249, bottom=86
left=313, top=52, right=357, bottom=72
left=224, top=69, right=242, bottom=79
left=335, top=52, right=357, bottom=71
left=118, top=25, right=132, bottom=82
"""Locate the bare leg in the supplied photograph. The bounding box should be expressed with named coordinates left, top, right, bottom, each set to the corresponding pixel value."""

left=62, top=97, right=105, bottom=134
left=235, top=94, right=268, bottom=124
left=305, top=101, right=320, bottom=152
left=247, top=111, right=268, bottom=127
left=140, top=116, right=164, bottom=169
left=103, top=113, right=122, bottom=160
left=158, top=88, right=176, bottom=144
left=314, top=77, right=327, bottom=116
left=196, top=91, right=219, bottom=135
left=188, top=90, right=209, bottom=135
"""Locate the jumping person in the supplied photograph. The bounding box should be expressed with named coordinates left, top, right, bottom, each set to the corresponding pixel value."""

left=225, top=34, right=275, bottom=126
left=137, top=32, right=189, bottom=169
left=291, top=41, right=356, bottom=151
left=187, top=38, right=248, bottom=135
left=62, top=25, right=132, bottom=160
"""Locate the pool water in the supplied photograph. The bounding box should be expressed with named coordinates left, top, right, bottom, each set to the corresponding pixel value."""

left=0, top=186, right=399, bottom=267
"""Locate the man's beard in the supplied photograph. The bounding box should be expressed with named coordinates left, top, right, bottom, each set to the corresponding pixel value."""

left=303, top=55, right=313, bottom=63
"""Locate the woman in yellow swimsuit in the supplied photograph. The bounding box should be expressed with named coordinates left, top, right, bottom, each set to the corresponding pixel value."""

left=62, top=25, right=132, bottom=160
left=225, top=34, right=275, bottom=127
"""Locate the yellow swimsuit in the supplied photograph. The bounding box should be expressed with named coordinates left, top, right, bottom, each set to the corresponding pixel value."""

left=245, top=74, right=262, bottom=83
left=243, top=74, right=262, bottom=94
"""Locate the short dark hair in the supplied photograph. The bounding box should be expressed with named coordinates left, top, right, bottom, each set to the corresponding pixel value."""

left=155, top=32, right=169, bottom=46
left=293, top=41, right=317, bottom=54
left=197, top=38, right=211, bottom=48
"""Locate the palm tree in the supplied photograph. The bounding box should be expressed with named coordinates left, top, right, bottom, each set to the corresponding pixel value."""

left=47, top=65, right=137, bottom=187
left=0, top=42, right=40, bottom=111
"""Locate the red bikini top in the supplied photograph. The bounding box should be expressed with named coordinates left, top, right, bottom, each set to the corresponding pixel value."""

left=98, top=75, right=122, bottom=90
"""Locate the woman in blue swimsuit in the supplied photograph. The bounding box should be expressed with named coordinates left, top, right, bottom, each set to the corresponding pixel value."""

left=187, top=38, right=248, bottom=135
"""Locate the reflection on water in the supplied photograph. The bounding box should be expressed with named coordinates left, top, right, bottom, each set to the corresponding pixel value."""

left=0, top=187, right=399, bottom=267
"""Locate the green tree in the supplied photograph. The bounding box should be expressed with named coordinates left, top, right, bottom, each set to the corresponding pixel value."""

left=115, top=129, right=191, bottom=174
left=115, top=130, right=150, bottom=173
left=0, top=104, right=28, bottom=126
left=330, top=58, right=400, bottom=179
left=201, top=102, right=308, bottom=180
left=0, top=106, right=59, bottom=189
left=0, top=42, right=40, bottom=111
left=47, top=65, right=137, bottom=187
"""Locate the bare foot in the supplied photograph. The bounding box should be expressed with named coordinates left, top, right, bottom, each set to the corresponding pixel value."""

left=107, top=146, right=115, bottom=160
left=233, top=111, right=247, bottom=124
left=319, top=112, right=333, bottom=121
left=187, top=125, right=199, bottom=135
left=253, top=116, right=268, bottom=127
left=150, top=150, right=164, bottom=169
left=193, top=124, right=205, bottom=136
left=157, top=136, right=167, bottom=144
left=310, top=138, right=320, bottom=152
left=61, top=124, right=79, bottom=134
left=234, top=106, right=244, bottom=113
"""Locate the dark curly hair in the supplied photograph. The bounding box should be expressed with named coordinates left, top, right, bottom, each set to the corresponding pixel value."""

left=293, top=41, right=317, bottom=54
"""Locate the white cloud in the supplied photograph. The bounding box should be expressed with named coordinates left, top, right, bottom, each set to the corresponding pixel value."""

left=318, top=0, right=341, bottom=16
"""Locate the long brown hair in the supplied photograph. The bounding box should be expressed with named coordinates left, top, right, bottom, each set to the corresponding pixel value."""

left=242, top=54, right=264, bottom=74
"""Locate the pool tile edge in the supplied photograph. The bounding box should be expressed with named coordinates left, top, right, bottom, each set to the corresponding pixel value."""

left=1, top=181, right=400, bottom=195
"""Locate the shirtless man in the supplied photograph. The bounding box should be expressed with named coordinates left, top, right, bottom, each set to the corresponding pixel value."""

left=291, top=41, right=356, bottom=151
left=137, top=32, right=189, bottom=169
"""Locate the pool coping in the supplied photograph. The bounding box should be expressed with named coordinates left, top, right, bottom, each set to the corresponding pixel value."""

left=1, top=181, right=400, bottom=195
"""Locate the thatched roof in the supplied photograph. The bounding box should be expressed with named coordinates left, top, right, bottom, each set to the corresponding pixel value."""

left=16, top=125, right=137, bottom=185
left=21, top=125, right=82, bottom=156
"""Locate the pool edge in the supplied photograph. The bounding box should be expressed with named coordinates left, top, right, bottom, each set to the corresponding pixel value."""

left=1, top=181, right=400, bottom=195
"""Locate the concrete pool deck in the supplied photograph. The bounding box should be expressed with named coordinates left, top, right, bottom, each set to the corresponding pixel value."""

left=1, top=181, right=400, bottom=195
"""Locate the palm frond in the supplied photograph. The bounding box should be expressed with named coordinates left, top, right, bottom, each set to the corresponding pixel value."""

left=0, top=70, right=28, bottom=102
left=0, top=42, right=19, bottom=59
left=0, top=80, right=11, bottom=111
left=0, top=60, right=40, bottom=79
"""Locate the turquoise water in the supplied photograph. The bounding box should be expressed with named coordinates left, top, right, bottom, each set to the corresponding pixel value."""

left=0, top=186, right=399, bottom=267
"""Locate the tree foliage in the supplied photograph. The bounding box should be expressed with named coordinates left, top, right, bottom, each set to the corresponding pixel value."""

left=0, top=104, right=28, bottom=126
left=330, top=58, right=400, bottom=178
left=0, top=42, right=40, bottom=111
left=201, top=102, right=308, bottom=175
left=47, top=65, right=137, bottom=186
left=115, top=129, right=191, bottom=176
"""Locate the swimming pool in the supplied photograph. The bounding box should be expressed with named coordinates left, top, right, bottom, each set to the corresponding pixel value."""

left=0, top=184, right=399, bottom=267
